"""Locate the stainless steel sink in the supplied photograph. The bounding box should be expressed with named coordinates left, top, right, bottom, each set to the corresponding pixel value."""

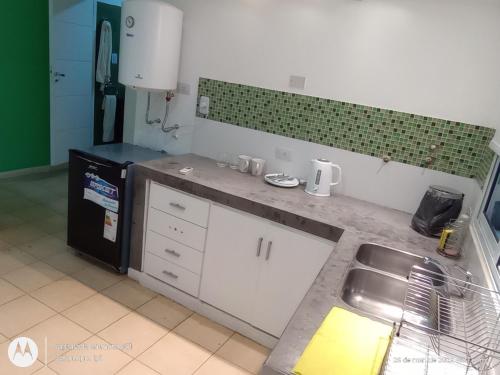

left=341, top=268, right=406, bottom=322
left=356, top=243, right=444, bottom=285
left=340, top=243, right=446, bottom=325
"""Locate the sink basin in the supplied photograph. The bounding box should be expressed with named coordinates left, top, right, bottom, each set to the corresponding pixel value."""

left=356, top=244, right=444, bottom=285
left=341, top=268, right=406, bottom=322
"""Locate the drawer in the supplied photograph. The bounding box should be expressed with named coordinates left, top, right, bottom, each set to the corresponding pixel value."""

left=149, top=182, right=210, bottom=228
left=148, top=208, right=207, bottom=251
left=144, top=253, right=200, bottom=297
left=145, top=230, right=203, bottom=274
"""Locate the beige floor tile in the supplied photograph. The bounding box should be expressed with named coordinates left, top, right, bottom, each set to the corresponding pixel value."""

left=72, top=264, right=124, bottom=291
left=0, top=212, right=25, bottom=230
left=20, top=235, right=69, bottom=260
left=36, top=214, right=67, bottom=235
left=30, top=277, right=96, bottom=312
left=49, top=336, right=132, bottom=375
left=137, top=295, right=192, bottom=330
left=216, top=334, right=270, bottom=374
left=0, top=295, right=55, bottom=338
left=0, top=224, right=47, bottom=246
left=33, top=367, right=58, bottom=375
left=43, top=250, right=93, bottom=275
left=99, top=312, right=167, bottom=357
left=44, top=198, right=67, bottom=216
left=0, top=342, right=44, bottom=375
left=0, top=278, right=24, bottom=305
left=116, top=360, right=160, bottom=375
left=194, top=356, right=253, bottom=375
left=102, top=279, right=156, bottom=309
left=174, top=314, right=233, bottom=352
left=0, top=197, right=37, bottom=213
left=0, top=333, right=6, bottom=343
left=138, top=333, right=211, bottom=375
left=10, top=204, right=54, bottom=222
left=0, top=247, right=37, bottom=275
left=21, top=314, right=92, bottom=363
left=0, top=238, right=10, bottom=250
left=3, top=262, right=65, bottom=292
left=52, top=230, right=67, bottom=242
left=62, top=294, right=130, bottom=333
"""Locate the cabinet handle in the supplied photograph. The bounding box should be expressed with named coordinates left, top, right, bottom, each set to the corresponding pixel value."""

left=256, top=237, right=263, bottom=257
left=169, top=202, right=186, bottom=210
left=265, top=241, right=273, bottom=261
left=164, top=248, right=181, bottom=257
left=162, top=270, right=179, bottom=279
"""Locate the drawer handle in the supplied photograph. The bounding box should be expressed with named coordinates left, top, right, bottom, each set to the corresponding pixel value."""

left=169, top=202, right=186, bottom=210
left=162, top=270, right=179, bottom=279
left=265, top=241, right=273, bottom=261
left=256, top=237, right=263, bottom=257
left=165, top=248, right=181, bottom=257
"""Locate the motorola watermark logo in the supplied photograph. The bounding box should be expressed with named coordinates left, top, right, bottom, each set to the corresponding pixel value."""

left=8, top=337, right=39, bottom=368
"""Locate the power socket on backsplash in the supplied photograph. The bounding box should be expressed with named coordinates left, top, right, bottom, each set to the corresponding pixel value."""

left=275, top=147, right=293, bottom=162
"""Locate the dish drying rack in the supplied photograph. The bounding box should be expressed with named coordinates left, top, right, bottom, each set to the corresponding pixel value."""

left=382, top=265, right=500, bottom=375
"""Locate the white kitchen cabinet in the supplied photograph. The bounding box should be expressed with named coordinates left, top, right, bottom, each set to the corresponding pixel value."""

left=254, top=223, right=332, bottom=336
left=200, top=204, right=332, bottom=337
left=200, top=204, right=268, bottom=324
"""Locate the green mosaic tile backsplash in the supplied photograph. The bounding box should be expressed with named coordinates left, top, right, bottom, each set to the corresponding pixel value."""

left=197, top=78, right=495, bottom=184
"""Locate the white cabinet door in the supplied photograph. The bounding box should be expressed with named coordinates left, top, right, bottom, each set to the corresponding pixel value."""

left=200, top=205, right=268, bottom=323
left=254, top=224, right=333, bottom=337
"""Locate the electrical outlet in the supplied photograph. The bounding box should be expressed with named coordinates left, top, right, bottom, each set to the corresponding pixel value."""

left=275, top=147, right=293, bottom=162
left=289, top=75, right=306, bottom=90
left=198, top=96, right=210, bottom=116
left=177, top=82, right=191, bottom=95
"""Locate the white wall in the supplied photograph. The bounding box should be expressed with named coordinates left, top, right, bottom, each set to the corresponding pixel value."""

left=192, top=119, right=481, bottom=213
left=125, top=0, right=500, bottom=213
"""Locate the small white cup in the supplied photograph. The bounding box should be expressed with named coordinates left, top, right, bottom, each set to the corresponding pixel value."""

left=251, top=158, right=266, bottom=176
left=238, top=155, right=252, bottom=173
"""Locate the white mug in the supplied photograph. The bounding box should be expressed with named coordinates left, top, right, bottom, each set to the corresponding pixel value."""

left=251, top=158, right=266, bottom=176
left=238, top=155, right=252, bottom=173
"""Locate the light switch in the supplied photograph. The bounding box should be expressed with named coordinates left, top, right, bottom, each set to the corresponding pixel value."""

left=289, top=75, right=306, bottom=90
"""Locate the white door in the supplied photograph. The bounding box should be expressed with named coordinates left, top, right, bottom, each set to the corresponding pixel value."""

left=49, top=0, right=95, bottom=165
left=254, top=224, right=333, bottom=337
left=200, top=205, right=268, bottom=324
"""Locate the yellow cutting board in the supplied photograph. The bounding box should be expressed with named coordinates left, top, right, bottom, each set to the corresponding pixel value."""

left=293, top=307, right=392, bottom=375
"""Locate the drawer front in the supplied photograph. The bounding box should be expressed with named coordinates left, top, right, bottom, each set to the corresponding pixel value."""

left=148, top=208, right=207, bottom=251
left=145, top=230, right=203, bottom=274
left=144, top=253, right=200, bottom=296
left=149, top=182, right=210, bottom=228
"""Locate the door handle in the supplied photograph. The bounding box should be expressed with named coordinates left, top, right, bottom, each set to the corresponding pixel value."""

left=162, top=270, right=178, bottom=279
left=169, top=202, right=186, bottom=211
left=265, top=241, right=273, bottom=261
left=164, top=249, right=181, bottom=257
left=54, top=72, right=66, bottom=77
left=256, top=237, right=263, bottom=257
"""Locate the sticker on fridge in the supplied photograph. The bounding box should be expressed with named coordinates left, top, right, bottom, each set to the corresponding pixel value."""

left=83, top=172, right=119, bottom=212
left=103, top=210, right=118, bottom=242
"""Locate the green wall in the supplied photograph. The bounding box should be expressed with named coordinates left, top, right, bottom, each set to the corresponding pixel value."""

left=0, top=1, right=50, bottom=172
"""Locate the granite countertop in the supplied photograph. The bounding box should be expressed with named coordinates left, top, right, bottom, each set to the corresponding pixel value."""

left=130, top=153, right=459, bottom=375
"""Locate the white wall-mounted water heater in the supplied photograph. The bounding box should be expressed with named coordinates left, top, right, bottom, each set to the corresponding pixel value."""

left=118, top=0, right=183, bottom=91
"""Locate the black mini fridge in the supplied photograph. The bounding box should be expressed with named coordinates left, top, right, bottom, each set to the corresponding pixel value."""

left=67, top=144, right=165, bottom=273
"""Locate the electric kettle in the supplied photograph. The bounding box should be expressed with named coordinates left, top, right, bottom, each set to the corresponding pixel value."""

left=305, top=159, right=342, bottom=197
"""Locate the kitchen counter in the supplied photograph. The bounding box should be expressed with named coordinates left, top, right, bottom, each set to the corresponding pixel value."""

left=129, top=153, right=460, bottom=375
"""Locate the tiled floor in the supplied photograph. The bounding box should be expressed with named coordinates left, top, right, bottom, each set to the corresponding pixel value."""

left=0, top=170, right=270, bottom=374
